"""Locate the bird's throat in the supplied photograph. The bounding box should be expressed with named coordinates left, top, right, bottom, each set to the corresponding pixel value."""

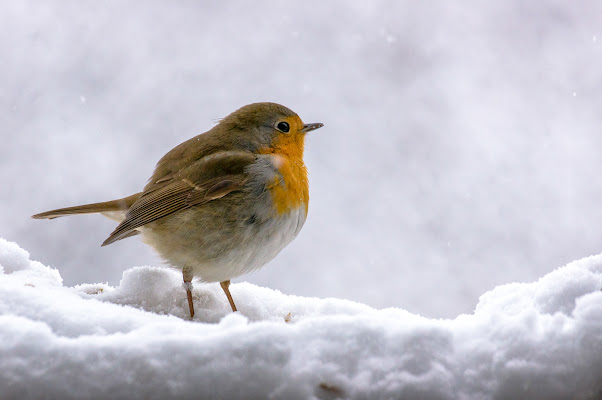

left=261, top=137, right=309, bottom=216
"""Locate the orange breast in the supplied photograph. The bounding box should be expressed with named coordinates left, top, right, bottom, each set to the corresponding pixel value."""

left=261, top=133, right=309, bottom=215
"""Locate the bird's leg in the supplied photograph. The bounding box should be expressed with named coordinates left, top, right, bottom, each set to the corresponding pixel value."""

left=220, top=280, right=237, bottom=312
left=183, top=269, right=194, bottom=318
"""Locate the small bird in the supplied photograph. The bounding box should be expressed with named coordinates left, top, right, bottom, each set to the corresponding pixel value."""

left=33, top=102, right=323, bottom=317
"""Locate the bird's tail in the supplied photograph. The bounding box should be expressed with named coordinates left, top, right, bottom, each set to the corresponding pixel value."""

left=32, top=193, right=141, bottom=220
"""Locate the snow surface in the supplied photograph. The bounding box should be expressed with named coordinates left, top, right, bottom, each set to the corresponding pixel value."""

left=1, top=237, right=601, bottom=400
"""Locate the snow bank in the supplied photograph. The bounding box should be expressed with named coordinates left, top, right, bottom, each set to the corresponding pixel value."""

left=0, top=238, right=601, bottom=400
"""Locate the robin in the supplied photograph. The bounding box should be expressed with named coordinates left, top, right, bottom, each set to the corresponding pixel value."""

left=32, top=102, right=323, bottom=318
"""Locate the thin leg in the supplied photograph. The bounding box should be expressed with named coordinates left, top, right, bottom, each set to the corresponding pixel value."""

left=183, top=270, right=194, bottom=318
left=220, top=280, right=237, bottom=312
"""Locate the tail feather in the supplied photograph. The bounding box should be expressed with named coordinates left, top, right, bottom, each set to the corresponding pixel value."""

left=32, top=193, right=142, bottom=220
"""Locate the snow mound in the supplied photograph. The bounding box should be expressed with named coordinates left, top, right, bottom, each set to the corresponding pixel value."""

left=0, top=237, right=601, bottom=400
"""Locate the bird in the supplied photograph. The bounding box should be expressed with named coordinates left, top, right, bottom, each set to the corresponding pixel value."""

left=32, top=102, right=323, bottom=318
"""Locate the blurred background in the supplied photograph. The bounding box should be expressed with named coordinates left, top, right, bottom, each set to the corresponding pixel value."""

left=1, top=1, right=601, bottom=318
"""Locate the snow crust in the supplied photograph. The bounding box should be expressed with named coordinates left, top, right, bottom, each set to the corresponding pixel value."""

left=1, top=237, right=601, bottom=399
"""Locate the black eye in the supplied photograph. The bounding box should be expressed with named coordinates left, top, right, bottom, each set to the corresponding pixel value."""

left=277, top=121, right=290, bottom=133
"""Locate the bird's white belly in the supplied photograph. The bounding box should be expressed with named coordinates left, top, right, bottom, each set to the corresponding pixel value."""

left=176, top=206, right=306, bottom=283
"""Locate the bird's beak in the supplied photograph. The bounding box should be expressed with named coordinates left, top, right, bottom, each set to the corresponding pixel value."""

left=300, top=122, right=324, bottom=133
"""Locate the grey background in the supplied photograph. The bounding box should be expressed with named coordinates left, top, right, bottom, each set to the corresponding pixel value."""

left=2, top=1, right=601, bottom=317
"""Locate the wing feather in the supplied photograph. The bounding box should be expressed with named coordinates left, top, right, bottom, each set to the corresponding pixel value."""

left=101, top=151, right=255, bottom=246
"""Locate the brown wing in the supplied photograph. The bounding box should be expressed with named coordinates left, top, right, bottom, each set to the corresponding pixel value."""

left=101, top=151, right=255, bottom=246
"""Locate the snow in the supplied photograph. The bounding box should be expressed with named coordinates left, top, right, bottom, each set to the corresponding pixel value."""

left=1, top=237, right=601, bottom=400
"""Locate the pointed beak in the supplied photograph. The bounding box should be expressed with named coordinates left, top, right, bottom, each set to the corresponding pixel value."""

left=300, top=122, right=324, bottom=133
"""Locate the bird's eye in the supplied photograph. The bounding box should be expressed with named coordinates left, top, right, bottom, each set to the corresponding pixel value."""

left=277, top=121, right=290, bottom=133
